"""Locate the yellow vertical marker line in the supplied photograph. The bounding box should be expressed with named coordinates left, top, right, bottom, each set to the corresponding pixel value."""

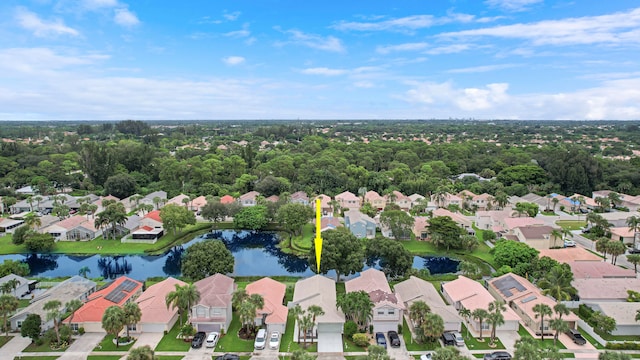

left=315, top=198, right=323, bottom=273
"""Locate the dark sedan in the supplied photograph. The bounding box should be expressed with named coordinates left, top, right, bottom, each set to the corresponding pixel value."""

left=191, top=331, right=206, bottom=348
left=387, top=330, right=401, bottom=347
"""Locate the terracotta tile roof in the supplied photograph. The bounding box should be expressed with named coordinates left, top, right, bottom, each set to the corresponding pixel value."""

left=194, top=274, right=234, bottom=308
left=570, top=261, right=636, bottom=279
left=144, top=210, right=162, bottom=223
left=345, top=269, right=404, bottom=309
left=220, top=195, right=235, bottom=204
left=239, top=191, right=260, bottom=201
left=573, top=278, right=640, bottom=301
left=503, top=217, right=544, bottom=230
left=72, top=276, right=143, bottom=323
left=191, top=196, right=208, bottom=208
left=394, top=276, right=462, bottom=324
left=136, top=277, right=186, bottom=324
left=610, top=227, right=634, bottom=237
left=246, top=277, right=288, bottom=325
left=55, top=215, right=90, bottom=230
left=292, top=275, right=344, bottom=324
left=538, top=248, right=602, bottom=263
left=442, top=276, right=519, bottom=321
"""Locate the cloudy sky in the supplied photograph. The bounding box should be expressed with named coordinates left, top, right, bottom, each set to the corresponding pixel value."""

left=1, top=0, right=639, bottom=120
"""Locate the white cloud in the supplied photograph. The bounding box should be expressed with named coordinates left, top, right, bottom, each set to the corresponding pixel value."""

left=15, top=7, right=79, bottom=37
left=223, top=11, right=241, bottom=21
left=353, top=81, right=375, bottom=88
left=333, top=15, right=435, bottom=32
left=405, top=81, right=510, bottom=111
left=276, top=29, right=345, bottom=52
left=223, top=56, right=245, bottom=65
left=300, top=67, right=348, bottom=76
left=0, top=48, right=108, bottom=73
left=485, top=0, right=543, bottom=12
left=446, top=64, right=520, bottom=73
left=425, top=44, right=472, bottom=55
left=376, top=42, right=429, bottom=54
left=440, top=7, right=640, bottom=46
left=81, top=0, right=119, bottom=9
left=114, top=8, right=140, bottom=27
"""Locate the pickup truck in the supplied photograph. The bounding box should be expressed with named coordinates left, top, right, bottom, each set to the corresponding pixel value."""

left=566, top=329, right=587, bottom=345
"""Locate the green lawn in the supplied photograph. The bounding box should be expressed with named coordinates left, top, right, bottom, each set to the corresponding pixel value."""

left=461, top=324, right=505, bottom=350
left=555, top=220, right=587, bottom=231
left=280, top=312, right=318, bottom=353
left=518, top=325, right=566, bottom=350
left=157, top=357, right=186, bottom=360
left=215, top=315, right=255, bottom=353
left=402, top=318, right=440, bottom=351
left=343, top=334, right=368, bottom=353
left=13, top=357, right=59, bottom=360
left=576, top=327, right=604, bottom=349
left=87, top=356, right=123, bottom=360
left=94, top=334, right=136, bottom=351
left=23, top=338, right=72, bottom=352
left=0, top=335, right=13, bottom=348
left=154, top=320, right=191, bottom=352
left=0, top=222, right=212, bottom=255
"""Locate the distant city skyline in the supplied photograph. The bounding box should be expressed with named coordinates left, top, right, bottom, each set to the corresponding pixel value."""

left=1, top=0, right=639, bottom=120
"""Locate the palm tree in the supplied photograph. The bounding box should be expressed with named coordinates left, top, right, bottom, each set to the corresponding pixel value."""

left=608, top=192, right=622, bottom=209
left=102, top=305, right=126, bottom=348
left=33, top=195, right=43, bottom=211
left=24, top=212, right=41, bottom=230
left=64, top=299, right=84, bottom=330
left=533, top=303, right=553, bottom=341
left=627, top=254, right=640, bottom=273
left=153, top=196, right=162, bottom=210
left=127, top=345, right=157, bottom=360
left=494, top=192, right=508, bottom=210
left=627, top=215, right=640, bottom=251
left=596, top=238, right=610, bottom=260
left=409, top=300, right=431, bottom=329
left=553, top=303, right=570, bottom=320
left=551, top=198, right=559, bottom=212
left=123, top=302, right=142, bottom=340
left=595, top=196, right=610, bottom=212
left=549, top=318, right=569, bottom=346
left=487, top=300, right=506, bottom=346
left=0, top=283, right=12, bottom=295
left=458, top=261, right=480, bottom=278
left=607, top=240, right=626, bottom=265
left=165, top=283, right=201, bottom=325
left=78, top=266, right=91, bottom=278
left=5, top=278, right=20, bottom=297
left=289, top=304, right=304, bottom=344
left=307, top=305, right=325, bottom=341
left=88, top=204, right=98, bottom=219
left=433, top=187, right=447, bottom=208
left=458, top=308, right=472, bottom=337
left=550, top=229, right=563, bottom=248
left=299, top=312, right=314, bottom=348
left=471, top=308, right=489, bottom=340
left=421, top=313, right=445, bottom=341
left=44, top=300, right=63, bottom=344
left=538, top=266, right=575, bottom=301
left=0, top=294, right=19, bottom=336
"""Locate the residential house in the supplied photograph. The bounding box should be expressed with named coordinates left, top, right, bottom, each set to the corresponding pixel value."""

left=142, top=191, right=167, bottom=210
left=15, top=185, right=35, bottom=195
left=475, top=210, right=512, bottom=233
left=391, top=191, right=412, bottom=211
left=432, top=193, right=462, bottom=209
left=0, top=218, right=25, bottom=234
left=520, top=193, right=548, bottom=209
left=129, top=225, right=164, bottom=243
left=573, top=278, right=640, bottom=302
left=290, top=191, right=310, bottom=206
left=69, top=276, right=142, bottom=332
left=364, top=191, right=386, bottom=211
left=220, top=195, right=235, bottom=205
left=487, top=273, right=579, bottom=335
left=191, top=274, right=235, bottom=332
left=320, top=217, right=343, bottom=233
left=472, top=193, right=493, bottom=211
left=43, top=215, right=102, bottom=241
left=36, top=215, right=61, bottom=232
left=590, top=302, right=640, bottom=335
left=246, top=277, right=288, bottom=335
left=140, top=210, right=163, bottom=230
left=0, top=274, right=36, bottom=298
left=14, top=276, right=96, bottom=331
left=135, top=277, right=186, bottom=333
left=513, top=225, right=558, bottom=249
left=335, top=191, right=361, bottom=210
left=316, top=195, right=333, bottom=216
left=432, top=208, right=475, bottom=235
left=345, top=269, right=404, bottom=333
left=569, top=261, right=636, bottom=279
left=394, top=276, right=462, bottom=332
left=503, top=218, right=545, bottom=235
left=442, top=276, right=519, bottom=332
left=598, top=212, right=635, bottom=228
left=537, top=248, right=602, bottom=263
left=344, top=209, right=376, bottom=239
left=290, top=275, right=345, bottom=353
left=190, top=196, right=208, bottom=212
left=610, top=227, right=635, bottom=244
left=408, top=194, right=426, bottom=209
left=167, top=194, right=190, bottom=207
left=239, top=191, right=260, bottom=207
left=265, top=195, right=280, bottom=203
left=413, top=216, right=429, bottom=240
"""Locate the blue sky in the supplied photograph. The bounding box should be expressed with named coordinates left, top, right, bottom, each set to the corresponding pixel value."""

left=1, top=0, right=639, bottom=120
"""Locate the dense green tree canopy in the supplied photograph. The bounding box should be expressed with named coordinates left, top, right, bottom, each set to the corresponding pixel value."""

left=181, top=240, right=234, bottom=281
left=309, top=228, right=365, bottom=282
left=492, top=240, right=540, bottom=268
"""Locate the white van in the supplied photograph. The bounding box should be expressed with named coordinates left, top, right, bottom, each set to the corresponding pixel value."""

left=254, top=329, right=267, bottom=350
left=206, top=332, right=219, bottom=348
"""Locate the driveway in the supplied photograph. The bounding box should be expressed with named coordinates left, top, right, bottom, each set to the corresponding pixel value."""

left=134, top=332, right=164, bottom=350
left=57, top=332, right=105, bottom=360
left=2, top=334, right=32, bottom=359
left=386, top=336, right=412, bottom=360
left=317, top=332, right=343, bottom=353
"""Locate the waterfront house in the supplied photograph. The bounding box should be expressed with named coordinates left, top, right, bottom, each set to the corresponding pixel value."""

left=135, top=277, right=186, bottom=333
left=344, top=209, right=376, bottom=239
left=191, top=274, right=235, bottom=333
left=246, top=277, right=288, bottom=335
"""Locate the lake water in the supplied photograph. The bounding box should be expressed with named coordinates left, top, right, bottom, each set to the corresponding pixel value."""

left=0, top=230, right=460, bottom=280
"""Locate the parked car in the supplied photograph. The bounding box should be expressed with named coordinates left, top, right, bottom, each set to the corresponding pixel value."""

left=566, top=329, right=587, bottom=345
left=191, top=331, right=206, bottom=349
left=269, top=331, right=280, bottom=350
left=420, top=353, right=433, bottom=360
left=375, top=332, right=387, bottom=349
left=484, top=351, right=512, bottom=360
left=441, top=332, right=456, bottom=346
left=564, top=239, right=577, bottom=247
left=451, top=331, right=465, bottom=347
left=387, top=330, right=401, bottom=347
left=205, top=332, right=219, bottom=348
left=254, top=329, right=267, bottom=350
left=629, top=248, right=640, bottom=254
left=215, top=354, right=240, bottom=360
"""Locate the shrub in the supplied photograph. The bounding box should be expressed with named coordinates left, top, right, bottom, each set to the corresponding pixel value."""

left=398, top=323, right=403, bottom=335
left=352, top=333, right=369, bottom=347
left=344, top=321, right=358, bottom=339
left=78, top=327, right=85, bottom=335
left=606, top=342, right=640, bottom=350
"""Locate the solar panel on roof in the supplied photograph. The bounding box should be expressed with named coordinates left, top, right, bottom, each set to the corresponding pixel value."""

left=493, top=275, right=526, bottom=297
left=520, top=295, right=537, bottom=303
left=121, top=279, right=137, bottom=292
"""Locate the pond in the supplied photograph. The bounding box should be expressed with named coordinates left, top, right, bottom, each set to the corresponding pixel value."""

left=0, top=230, right=460, bottom=280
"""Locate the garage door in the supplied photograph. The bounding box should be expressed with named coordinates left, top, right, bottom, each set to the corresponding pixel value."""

left=373, top=321, right=398, bottom=333
left=317, top=332, right=343, bottom=353
left=318, top=323, right=343, bottom=333
left=197, top=323, right=220, bottom=332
